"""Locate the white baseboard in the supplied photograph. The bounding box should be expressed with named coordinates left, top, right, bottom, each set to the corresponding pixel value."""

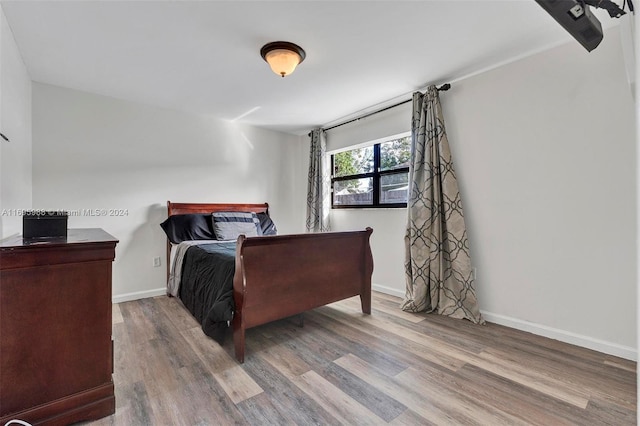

left=481, top=310, right=637, bottom=361
left=372, top=283, right=405, bottom=298
left=112, top=287, right=166, bottom=304
left=371, top=284, right=636, bottom=361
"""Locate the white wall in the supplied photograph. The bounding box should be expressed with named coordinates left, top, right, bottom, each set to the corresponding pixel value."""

left=0, top=5, right=32, bottom=238
left=325, top=103, right=412, bottom=297
left=328, top=26, right=636, bottom=359
left=449, top=26, right=635, bottom=358
left=32, top=83, right=303, bottom=302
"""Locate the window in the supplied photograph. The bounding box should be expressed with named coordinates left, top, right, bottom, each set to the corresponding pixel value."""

left=331, top=135, right=410, bottom=208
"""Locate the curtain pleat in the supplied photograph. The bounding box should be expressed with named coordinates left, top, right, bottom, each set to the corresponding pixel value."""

left=306, top=128, right=331, bottom=232
left=402, top=86, right=483, bottom=324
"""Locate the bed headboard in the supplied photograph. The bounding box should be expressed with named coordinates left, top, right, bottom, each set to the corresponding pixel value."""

left=164, top=201, right=270, bottom=283
left=167, top=201, right=269, bottom=216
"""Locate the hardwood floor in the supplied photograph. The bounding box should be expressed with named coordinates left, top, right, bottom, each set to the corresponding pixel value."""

left=87, top=292, right=636, bottom=425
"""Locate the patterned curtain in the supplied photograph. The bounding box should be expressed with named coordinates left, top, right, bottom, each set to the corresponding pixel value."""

left=306, top=128, right=330, bottom=232
left=401, top=86, right=483, bottom=324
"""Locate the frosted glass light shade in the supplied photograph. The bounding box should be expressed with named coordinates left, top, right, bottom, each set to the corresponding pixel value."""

left=265, top=49, right=300, bottom=77
left=260, top=42, right=306, bottom=77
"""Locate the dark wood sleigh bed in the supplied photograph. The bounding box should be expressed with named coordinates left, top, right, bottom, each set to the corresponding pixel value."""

left=166, top=201, right=374, bottom=363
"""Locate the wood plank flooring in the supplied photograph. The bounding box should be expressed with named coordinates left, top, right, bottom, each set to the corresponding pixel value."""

left=86, top=292, right=636, bottom=425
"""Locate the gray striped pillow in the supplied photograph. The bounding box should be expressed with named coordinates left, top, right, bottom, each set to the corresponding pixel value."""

left=212, top=212, right=262, bottom=240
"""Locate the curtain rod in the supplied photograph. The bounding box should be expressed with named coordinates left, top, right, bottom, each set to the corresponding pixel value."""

left=317, top=83, right=451, bottom=134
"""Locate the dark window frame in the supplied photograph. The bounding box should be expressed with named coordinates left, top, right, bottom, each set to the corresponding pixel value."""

left=331, top=141, right=410, bottom=209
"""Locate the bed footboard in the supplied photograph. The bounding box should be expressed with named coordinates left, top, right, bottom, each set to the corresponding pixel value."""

left=232, top=228, right=374, bottom=363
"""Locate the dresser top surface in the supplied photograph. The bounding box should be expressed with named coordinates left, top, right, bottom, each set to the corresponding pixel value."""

left=0, top=228, right=118, bottom=249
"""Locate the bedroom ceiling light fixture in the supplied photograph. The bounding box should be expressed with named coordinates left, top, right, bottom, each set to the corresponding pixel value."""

left=260, top=41, right=306, bottom=77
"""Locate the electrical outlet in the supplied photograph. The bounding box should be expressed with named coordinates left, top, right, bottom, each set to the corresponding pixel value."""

left=153, top=257, right=161, bottom=267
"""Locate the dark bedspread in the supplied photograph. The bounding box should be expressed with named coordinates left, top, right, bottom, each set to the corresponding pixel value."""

left=178, top=242, right=236, bottom=343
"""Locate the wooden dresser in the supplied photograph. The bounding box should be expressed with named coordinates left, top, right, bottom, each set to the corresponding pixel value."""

left=0, top=228, right=118, bottom=425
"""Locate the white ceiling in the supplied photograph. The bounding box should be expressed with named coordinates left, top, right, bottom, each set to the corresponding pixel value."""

left=0, top=0, right=623, bottom=135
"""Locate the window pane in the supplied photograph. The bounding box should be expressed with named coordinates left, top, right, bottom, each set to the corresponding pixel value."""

left=334, top=146, right=374, bottom=177
left=380, top=172, right=408, bottom=204
left=380, top=137, right=410, bottom=171
left=333, top=178, right=373, bottom=206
